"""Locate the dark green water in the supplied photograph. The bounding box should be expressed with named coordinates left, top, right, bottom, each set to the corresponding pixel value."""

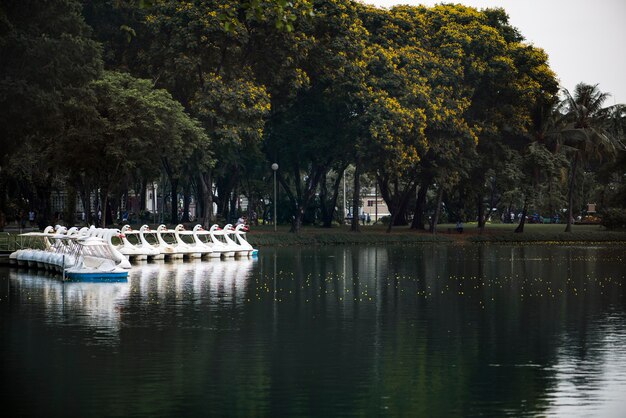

left=1, top=244, right=625, bottom=417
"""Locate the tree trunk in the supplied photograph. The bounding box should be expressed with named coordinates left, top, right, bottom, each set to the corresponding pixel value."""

left=99, top=189, right=108, bottom=228
left=229, top=185, right=239, bottom=224
left=429, top=186, right=444, bottom=234
left=564, top=153, right=579, bottom=232
left=78, top=185, right=91, bottom=225
left=200, top=170, right=213, bottom=229
left=64, top=186, right=76, bottom=225
left=351, top=163, right=360, bottom=232
left=170, top=177, right=179, bottom=224
left=139, top=178, right=147, bottom=213
left=385, top=179, right=416, bottom=233
left=290, top=205, right=303, bottom=233
left=477, top=195, right=485, bottom=232
left=514, top=200, right=528, bottom=233
left=182, top=181, right=191, bottom=222
left=411, top=180, right=429, bottom=230
left=319, top=172, right=331, bottom=227
left=319, top=167, right=346, bottom=228
left=37, top=187, right=51, bottom=228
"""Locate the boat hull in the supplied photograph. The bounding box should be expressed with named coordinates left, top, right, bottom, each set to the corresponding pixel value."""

left=65, top=270, right=129, bottom=282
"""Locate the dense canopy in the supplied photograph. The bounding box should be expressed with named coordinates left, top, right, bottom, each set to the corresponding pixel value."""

left=0, top=0, right=624, bottom=231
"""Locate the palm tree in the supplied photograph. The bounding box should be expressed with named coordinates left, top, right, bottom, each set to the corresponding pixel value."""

left=558, top=83, right=624, bottom=232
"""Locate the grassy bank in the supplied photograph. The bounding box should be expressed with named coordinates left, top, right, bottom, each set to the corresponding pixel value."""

left=2, top=223, right=625, bottom=251
left=246, top=225, right=452, bottom=246
left=245, top=222, right=626, bottom=246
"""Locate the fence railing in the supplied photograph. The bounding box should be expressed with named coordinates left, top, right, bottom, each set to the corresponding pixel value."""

left=0, top=233, right=25, bottom=252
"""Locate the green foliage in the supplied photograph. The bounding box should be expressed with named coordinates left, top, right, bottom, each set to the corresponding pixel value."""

left=1, top=0, right=623, bottom=235
left=0, top=0, right=103, bottom=223
left=600, top=208, right=626, bottom=230
left=55, top=70, right=209, bottom=225
left=0, top=0, right=102, bottom=157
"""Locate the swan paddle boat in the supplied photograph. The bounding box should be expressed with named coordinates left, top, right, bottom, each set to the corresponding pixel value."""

left=187, top=224, right=215, bottom=258
left=155, top=224, right=184, bottom=259
left=136, top=224, right=165, bottom=260
left=63, top=237, right=128, bottom=281
left=205, top=224, right=236, bottom=258
left=172, top=224, right=203, bottom=259
left=221, top=224, right=250, bottom=258
left=232, top=224, right=258, bottom=257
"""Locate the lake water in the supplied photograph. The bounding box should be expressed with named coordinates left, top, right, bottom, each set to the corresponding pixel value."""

left=1, top=244, right=625, bottom=417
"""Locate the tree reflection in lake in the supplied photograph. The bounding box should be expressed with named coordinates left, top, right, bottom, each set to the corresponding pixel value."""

left=1, top=244, right=624, bottom=417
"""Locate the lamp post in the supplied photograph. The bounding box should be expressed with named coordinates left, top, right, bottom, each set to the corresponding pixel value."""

left=271, top=163, right=278, bottom=232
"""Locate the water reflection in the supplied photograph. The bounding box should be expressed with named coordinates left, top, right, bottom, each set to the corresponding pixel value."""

left=1, top=244, right=625, bottom=417
left=4, top=259, right=256, bottom=334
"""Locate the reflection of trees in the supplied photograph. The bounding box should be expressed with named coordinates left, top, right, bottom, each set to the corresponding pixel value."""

left=2, top=245, right=625, bottom=416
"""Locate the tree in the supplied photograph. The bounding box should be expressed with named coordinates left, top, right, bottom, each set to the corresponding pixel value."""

left=134, top=0, right=314, bottom=225
left=558, top=83, right=625, bottom=232
left=0, top=0, right=102, bottom=226
left=58, top=71, right=210, bottom=227
left=265, top=0, right=369, bottom=232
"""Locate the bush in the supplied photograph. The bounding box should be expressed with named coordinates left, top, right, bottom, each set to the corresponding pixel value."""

left=601, top=208, right=626, bottom=230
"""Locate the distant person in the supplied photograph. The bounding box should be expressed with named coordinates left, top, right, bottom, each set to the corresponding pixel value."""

left=366, top=213, right=371, bottom=224
left=456, top=220, right=464, bottom=233
left=236, top=216, right=245, bottom=225
left=360, top=213, right=366, bottom=225
left=28, top=210, right=35, bottom=227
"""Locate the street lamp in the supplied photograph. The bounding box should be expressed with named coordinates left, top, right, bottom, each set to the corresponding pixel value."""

left=271, top=163, right=279, bottom=232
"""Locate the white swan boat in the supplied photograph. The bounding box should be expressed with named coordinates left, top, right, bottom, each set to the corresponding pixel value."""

left=187, top=224, right=215, bottom=258
left=136, top=224, right=164, bottom=260
left=64, top=237, right=128, bottom=281
left=10, top=230, right=127, bottom=280
left=155, top=224, right=184, bottom=259
left=9, top=222, right=259, bottom=269
left=232, top=224, right=258, bottom=257
left=117, top=225, right=147, bottom=261
left=193, top=224, right=222, bottom=258
left=222, top=224, right=250, bottom=258
left=205, top=224, right=235, bottom=258
left=172, top=224, right=203, bottom=259
left=92, top=227, right=133, bottom=269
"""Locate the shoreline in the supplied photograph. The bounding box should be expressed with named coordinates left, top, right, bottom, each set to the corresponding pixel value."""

left=2, top=223, right=625, bottom=252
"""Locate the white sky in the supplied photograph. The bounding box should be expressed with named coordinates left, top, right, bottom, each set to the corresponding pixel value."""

left=360, top=0, right=626, bottom=105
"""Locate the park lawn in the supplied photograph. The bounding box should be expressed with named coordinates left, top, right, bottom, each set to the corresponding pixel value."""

left=2, top=222, right=624, bottom=251
left=244, top=222, right=626, bottom=245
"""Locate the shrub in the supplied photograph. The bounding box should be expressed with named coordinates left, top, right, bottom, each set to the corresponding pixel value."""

left=601, top=208, right=626, bottom=230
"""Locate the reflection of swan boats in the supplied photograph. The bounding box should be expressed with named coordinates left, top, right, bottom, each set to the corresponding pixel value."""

left=8, top=270, right=129, bottom=333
